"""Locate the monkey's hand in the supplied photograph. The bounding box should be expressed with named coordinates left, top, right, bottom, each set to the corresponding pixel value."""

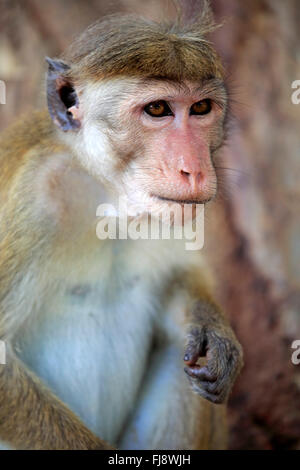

left=183, top=320, right=243, bottom=404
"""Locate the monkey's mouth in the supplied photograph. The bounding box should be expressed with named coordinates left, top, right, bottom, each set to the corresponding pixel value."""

left=152, top=194, right=211, bottom=205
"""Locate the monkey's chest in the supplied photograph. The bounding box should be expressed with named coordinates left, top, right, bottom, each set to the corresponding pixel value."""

left=14, top=279, right=155, bottom=445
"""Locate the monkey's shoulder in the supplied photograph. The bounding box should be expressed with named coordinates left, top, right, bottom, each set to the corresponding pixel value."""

left=0, top=109, right=59, bottom=160
left=0, top=110, right=68, bottom=197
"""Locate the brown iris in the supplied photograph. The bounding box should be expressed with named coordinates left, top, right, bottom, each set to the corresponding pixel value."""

left=190, top=99, right=212, bottom=116
left=144, top=100, right=173, bottom=118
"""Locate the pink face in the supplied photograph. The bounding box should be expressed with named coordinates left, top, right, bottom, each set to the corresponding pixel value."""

left=117, top=79, right=227, bottom=206
left=68, top=78, right=227, bottom=212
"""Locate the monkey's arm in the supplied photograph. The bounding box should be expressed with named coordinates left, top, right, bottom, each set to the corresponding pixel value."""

left=0, top=345, right=113, bottom=450
left=0, top=134, right=113, bottom=450
left=119, top=263, right=235, bottom=450
left=0, top=253, right=113, bottom=450
left=182, top=268, right=243, bottom=404
left=0, top=248, right=113, bottom=450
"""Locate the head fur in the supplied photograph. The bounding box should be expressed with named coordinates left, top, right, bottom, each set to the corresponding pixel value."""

left=61, top=1, right=223, bottom=85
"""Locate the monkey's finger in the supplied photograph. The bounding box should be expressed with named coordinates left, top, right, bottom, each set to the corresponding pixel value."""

left=184, top=365, right=216, bottom=382
left=183, top=340, right=207, bottom=365
left=185, top=328, right=207, bottom=358
left=198, top=390, right=226, bottom=405
left=186, top=376, right=225, bottom=404
left=197, top=380, right=223, bottom=395
left=183, top=351, right=199, bottom=366
left=195, top=382, right=227, bottom=404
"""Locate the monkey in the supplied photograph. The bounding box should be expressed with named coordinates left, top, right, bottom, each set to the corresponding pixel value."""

left=0, top=2, right=243, bottom=450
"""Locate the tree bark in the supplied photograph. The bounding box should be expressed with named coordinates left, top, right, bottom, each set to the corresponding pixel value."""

left=209, top=0, right=300, bottom=449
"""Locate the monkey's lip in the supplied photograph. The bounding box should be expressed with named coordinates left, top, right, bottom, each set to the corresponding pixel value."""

left=151, top=194, right=211, bottom=205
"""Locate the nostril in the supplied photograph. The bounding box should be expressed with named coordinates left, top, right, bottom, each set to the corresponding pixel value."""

left=180, top=169, right=206, bottom=185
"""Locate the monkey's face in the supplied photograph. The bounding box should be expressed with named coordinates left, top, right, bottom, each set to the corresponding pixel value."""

left=66, top=78, right=228, bottom=216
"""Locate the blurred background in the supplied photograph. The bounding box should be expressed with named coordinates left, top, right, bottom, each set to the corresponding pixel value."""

left=0, top=0, right=299, bottom=450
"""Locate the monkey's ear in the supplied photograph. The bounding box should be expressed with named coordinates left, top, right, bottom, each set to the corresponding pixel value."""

left=46, top=57, right=81, bottom=132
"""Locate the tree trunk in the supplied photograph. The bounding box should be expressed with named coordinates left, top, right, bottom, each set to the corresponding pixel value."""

left=209, top=0, right=300, bottom=449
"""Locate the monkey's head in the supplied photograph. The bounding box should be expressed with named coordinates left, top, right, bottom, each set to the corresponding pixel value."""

left=46, top=3, right=228, bottom=216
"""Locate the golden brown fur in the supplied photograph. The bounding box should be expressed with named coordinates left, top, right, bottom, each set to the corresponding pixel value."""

left=62, top=6, right=224, bottom=83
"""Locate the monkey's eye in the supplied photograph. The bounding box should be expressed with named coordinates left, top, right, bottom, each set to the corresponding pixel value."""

left=190, top=99, right=212, bottom=116
left=144, top=100, right=173, bottom=118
